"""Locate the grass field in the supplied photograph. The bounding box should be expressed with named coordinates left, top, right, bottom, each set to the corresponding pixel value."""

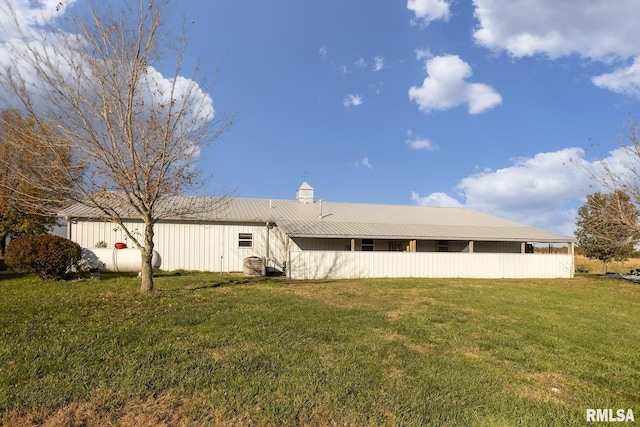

left=1, top=271, right=639, bottom=426
left=574, top=255, right=640, bottom=275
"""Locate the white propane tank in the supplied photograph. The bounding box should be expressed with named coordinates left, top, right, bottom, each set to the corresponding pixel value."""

left=87, top=248, right=162, bottom=273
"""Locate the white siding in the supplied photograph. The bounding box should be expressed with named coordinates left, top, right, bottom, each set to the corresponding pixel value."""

left=69, top=219, right=572, bottom=278
left=69, top=220, right=275, bottom=272
left=288, top=251, right=574, bottom=280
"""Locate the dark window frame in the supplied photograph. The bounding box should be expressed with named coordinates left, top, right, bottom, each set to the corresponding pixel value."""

left=362, top=238, right=374, bottom=251
left=239, top=233, right=253, bottom=248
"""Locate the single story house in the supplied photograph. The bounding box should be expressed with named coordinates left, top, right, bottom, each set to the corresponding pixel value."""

left=59, top=182, right=576, bottom=279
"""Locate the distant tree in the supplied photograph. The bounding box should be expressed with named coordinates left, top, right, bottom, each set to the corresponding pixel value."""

left=574, top=191, right=640, bottom=272
left=0, top=110, right=74, bottom=256
left=0, top=0, right=230, bottom=292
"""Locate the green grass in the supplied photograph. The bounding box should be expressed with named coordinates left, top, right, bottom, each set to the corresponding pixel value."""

left=1, top=272, right=639, bottom=426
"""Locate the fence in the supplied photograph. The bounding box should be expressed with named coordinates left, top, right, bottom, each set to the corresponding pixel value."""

left=287, top=251, right=574, bottom=280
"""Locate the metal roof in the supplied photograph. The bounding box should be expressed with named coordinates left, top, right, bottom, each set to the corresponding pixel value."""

left=59, top=196, right=574, bottom=243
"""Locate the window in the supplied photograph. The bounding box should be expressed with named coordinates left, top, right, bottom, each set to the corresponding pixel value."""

left=362, top=239, right=374, bottom=251
left=239, top=233, right=253, bottom=248
left=437, top=240, right=449, bottom=252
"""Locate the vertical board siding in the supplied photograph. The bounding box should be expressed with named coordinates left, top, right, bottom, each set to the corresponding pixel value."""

left=70, top=219, right=573, bottom=278
left=71, top=220, right=270, bottom=272
left=288, top=251, right=574, bottom=280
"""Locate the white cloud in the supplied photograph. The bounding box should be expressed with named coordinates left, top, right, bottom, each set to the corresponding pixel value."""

left=319, top=46, right=328, bottom=60
left=355, top=57, right=367, bottom=69
left=592, top=57, right=640, bottom=97
left=472, top=0, right=640, bottom=96
left=462, top=148, right=599, bottom=235
left=415, top=48, right=432, bottom=61
left=407, top=0, right=451, bottom=25
left=408, top=54, right=502, bottom=114
left=356, top=156, right=373, bottom=169
left=0, top=0, right=214, bottom=128
left=343, top=93, right=363, bottom=107
left=406, top=133, right=438, bottom=151
left=373, top=56, right=384, bottom=72
left=457, top=148, right=591, bottom=215
left=0, top=0, right=75, bottom=38
left=473, top=0, right=640, bottom=60
left=412, top=191, right=463, bottom=207
left=411, top=147, right=600, bottom=235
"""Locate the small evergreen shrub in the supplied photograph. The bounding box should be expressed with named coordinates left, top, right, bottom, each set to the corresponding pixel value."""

left=5, top=234, right=82, bottom=280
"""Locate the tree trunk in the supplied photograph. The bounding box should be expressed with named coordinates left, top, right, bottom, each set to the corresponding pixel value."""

left=139, top=221, right=155, bottom=293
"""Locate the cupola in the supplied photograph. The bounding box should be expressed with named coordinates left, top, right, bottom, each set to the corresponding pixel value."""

left=296, top=182, right=314, bottom=203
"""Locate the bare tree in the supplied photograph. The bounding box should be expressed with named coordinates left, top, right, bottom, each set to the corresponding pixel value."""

left=0, top=0, right=230, bottom=291
left=594, top=119, right=640, bottom=242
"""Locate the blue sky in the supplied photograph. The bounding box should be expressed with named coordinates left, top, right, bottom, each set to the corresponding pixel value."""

left=189, top=0, right=640, bottom=236
left=3, top=0, right=640, bottom=237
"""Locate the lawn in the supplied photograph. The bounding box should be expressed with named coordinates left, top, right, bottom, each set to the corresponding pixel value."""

left=0, top=272, right=639, bottom=426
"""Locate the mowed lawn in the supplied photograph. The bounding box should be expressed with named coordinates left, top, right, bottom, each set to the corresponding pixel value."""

left=1, top=272, right=639, bottom=426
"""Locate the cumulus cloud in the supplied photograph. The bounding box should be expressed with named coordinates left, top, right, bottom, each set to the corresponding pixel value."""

left=343, top=93, right=363, bottom=107
left=592, top=57, right=640, bottom=97
left=406, top=137, right=437, bottom=151
left=472, top=0, right=640, bottom=96
left=455, top=148, right=600, bottom=235
left=407, top=0, right=451, bottom=25
left=0, top=0, right=75, bottom=38
left=458, top=148, right=591, bottom=214
left=473, top=0, right=640, bottom=60
left=411, top=147, right=609, bottom=235
left=0, top=0, right=214, bottom=127
left=406, top=131, right=438, bottom=151
left=408, top=54, right=502, bottom=114
left=412, top=191, right=463, bottom=207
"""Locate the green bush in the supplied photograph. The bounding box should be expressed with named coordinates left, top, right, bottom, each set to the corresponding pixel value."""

left=5, top=234, right=82, bottom=280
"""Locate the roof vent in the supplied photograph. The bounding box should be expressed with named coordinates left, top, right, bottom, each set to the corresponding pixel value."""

left=296, top=181, right=314, bottom=203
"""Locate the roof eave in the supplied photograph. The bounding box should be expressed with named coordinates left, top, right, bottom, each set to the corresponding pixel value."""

left=287, top=233, right=574, bottom=243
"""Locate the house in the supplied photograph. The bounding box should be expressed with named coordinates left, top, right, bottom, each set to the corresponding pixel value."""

left=59, top=183, right=575, bottom=279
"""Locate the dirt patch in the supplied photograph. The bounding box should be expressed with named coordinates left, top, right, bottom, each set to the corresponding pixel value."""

left=0, top=393, right=238, bottom=427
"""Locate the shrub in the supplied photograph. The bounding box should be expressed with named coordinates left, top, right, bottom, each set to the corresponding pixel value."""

left=5, top=234, right=82, bottom=280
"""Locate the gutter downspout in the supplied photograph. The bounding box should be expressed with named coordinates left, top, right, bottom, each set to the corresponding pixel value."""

left=266, top=222, right=271, bottom=263
left=66, top=217, right=72, bottom=241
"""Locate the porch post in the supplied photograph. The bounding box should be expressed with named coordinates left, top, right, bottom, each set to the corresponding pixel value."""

left=468, top=240, right=474, bottom=253
left=410, top=239, right=417, bottom=252
left=521, top=242, right=526, bottom=254
left=351, top=238, right=356, bottom=252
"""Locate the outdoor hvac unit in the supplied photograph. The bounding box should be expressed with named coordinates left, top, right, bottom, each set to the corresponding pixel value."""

left=243, top=256, right=265, bottom=276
